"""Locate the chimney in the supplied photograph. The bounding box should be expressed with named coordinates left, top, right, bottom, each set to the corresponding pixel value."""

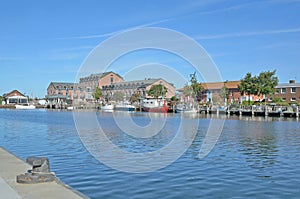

left=289, top=80, right=295, bottom=84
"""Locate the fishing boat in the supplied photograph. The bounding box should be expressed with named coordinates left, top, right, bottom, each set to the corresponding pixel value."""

left=15, top=104, right=36, bottom=110
left=142, top=99, right=168, bottom=113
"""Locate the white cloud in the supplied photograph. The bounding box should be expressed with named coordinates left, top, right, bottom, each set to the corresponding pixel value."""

left=196, top=27, right=300, bottom=40
left=258, top=40, right=300, bottom=49
left=54, top=46, right=94, bottom=52
left=57, top=18, right=173, bottom=40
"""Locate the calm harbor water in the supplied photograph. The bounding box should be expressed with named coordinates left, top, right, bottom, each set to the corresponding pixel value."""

left=0, top=109, right=299, bottom=198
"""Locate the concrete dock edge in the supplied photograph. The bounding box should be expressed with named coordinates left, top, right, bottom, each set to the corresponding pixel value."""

left=0, top=147, right=89, bottom=199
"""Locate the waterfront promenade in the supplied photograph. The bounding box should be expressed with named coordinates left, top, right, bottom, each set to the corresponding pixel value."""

left=0, top=147, right=88, bottom=199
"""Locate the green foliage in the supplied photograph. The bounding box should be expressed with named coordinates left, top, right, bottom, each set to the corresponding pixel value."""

left=242, top=100, right=254, bottom=106
left=92, top=87, right=102, bottom=101
left=189, top=72, right=204, bottom=99
left=256, top=70, right=278, bottom=96
left=239, top=70, right=278, bottom=105
left=238, top=72, right=258, bottom=105
left=170, top=95, right=179, bottom=102
left=272, top=97, right=283, bottom=103
left=219, top=85, right=229, bottom=100
left=147, top=84, right=167, bottom=98
left=182, top=83, right=193, bottom=96
left=0, top=95, right=3, bottom=103
left=112, top=91, right=124, bottom=101
left=212, top=96, right=220, bottom=104
left=277, top=102, right=290, bottom=106
left=238, top=72, right=258, bottom=96
left=130, top=92, right=141, bottom=102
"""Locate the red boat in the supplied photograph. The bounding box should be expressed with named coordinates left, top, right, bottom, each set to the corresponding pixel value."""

left=142, top=99, right=168, bottom=113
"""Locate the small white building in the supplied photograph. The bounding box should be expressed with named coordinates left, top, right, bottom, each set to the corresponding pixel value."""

left=3, top=90, right=28, bottom=104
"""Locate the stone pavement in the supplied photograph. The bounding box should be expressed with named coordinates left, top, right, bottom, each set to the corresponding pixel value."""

left=0, top=147, right=88, bottom=199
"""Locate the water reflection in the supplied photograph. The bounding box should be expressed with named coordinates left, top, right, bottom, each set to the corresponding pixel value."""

left=0, top=109, right=299, bottom=198
left=239, top=121, right=278, bottom=171
left=204, top=113, right=299, bottom=122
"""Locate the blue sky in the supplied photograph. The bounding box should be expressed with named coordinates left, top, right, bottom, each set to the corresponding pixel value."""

left=1, top=0, right=300, bottom=98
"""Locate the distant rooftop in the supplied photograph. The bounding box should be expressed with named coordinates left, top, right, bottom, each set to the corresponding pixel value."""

left=112, top=78, right=163, bottom=86
left=79, top=71, right=123, bottom=82
left=276, top=80, right=300, bottom=88
left=202, top=80, right=241, bottom=90
left=50, top=82, right=79, bottom=90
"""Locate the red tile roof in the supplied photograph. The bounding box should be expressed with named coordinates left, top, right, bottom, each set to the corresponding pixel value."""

left=202, top=81, right=241, bottom=90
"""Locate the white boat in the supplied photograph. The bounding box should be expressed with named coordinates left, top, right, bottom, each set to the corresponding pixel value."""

left=176, top=103, right=198, bottom=113
left=15, top=104, right=36, bottom=110
left=101, top=104, right=114, bottom=111
left=176, top=104, right=185, bottom=112
left=142, top=99, right=168, bottom=113
left=67, top=106, right=74, bottom=110
left=181, top=108, right=198, bottom=113
left=115, top=102, right=135, bottom=111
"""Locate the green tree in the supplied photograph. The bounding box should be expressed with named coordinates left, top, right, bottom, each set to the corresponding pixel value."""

left=112, top=91, right=124, bottom=102
left=170, top=95, right=179, bottom=102
left=256, top=70, right=278, bottom=103
left=212, top=96, right=220, bottom=104
left=219, top=85, right=229, bottom=105
left=182, top=83, right=193, bottom=97
left=0, top=95, right=3, bottom=106
left=238, top=72, right=258, bottom=105
left=189, top=72, right=204, bottom=101
left=272, top=97, right=283, bottom=103
left=147, top=84, right=167, bottom=98
left=92, top=87, right=102, bottom=101
left=239, top=70, right=278, bottom=105
left=130, top=92, right=141, bottom=102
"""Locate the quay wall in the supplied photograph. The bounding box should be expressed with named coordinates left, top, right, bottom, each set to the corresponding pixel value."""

left=0, top=147, right=89, bottom=199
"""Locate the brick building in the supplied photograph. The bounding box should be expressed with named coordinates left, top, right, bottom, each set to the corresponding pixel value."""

left=46, top=82, right=81, bottom=103
left=178, top=80, right=264, bottom=104
left=46, top=71, right=124, bottom=103
left=201, top=81, right=242, bottom=104
left=46, top=72, right=175, bottom=104
left=102, top=78, right=175, bottom=101
left=79, top=71, right=124, bottom=100
left=269, top=80, right=300, bottom=104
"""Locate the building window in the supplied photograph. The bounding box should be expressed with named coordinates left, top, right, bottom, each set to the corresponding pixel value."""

left=110, top=76, right=114, bottom=84
left=282, top=98, right=286, bottom=101
left=291, top=97, right=296, bottom=101
left=275, top=88, right=280, bottom=94
left=291, top=87, right=296, bottom=93
left=281, top=88, right=286, bottom=94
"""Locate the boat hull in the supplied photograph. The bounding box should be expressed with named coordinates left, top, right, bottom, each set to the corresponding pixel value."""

left=176, top=108, right=198, bottom=113
left=142, top=99, right=169, bottom=113
left=115, top=106, right=135, bottom=111
left=143, top=106, right=168, bottom=113
left=101, top=104, right=114, bottom=111
left=15, top=104, right=36, bottom=110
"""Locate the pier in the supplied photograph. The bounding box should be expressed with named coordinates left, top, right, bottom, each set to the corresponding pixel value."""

left=0, top=147, right=88, bottom=199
